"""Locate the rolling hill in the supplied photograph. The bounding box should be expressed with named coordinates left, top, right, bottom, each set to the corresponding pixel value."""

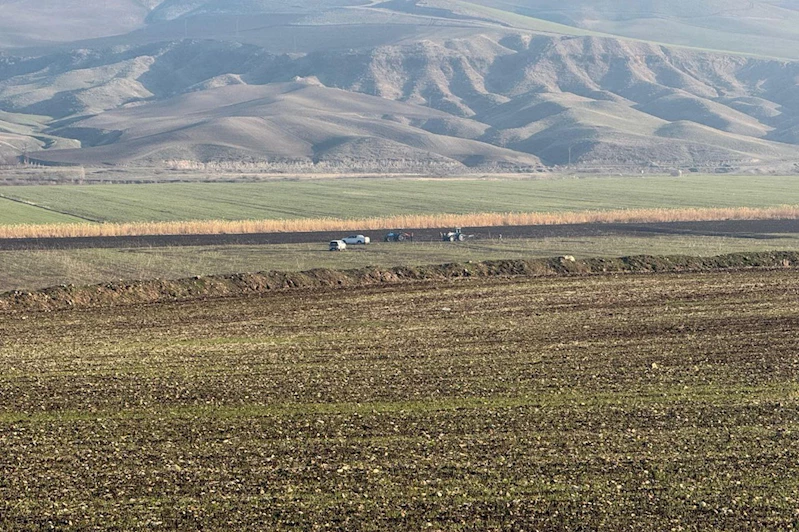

left=2, top=0, right=799, bottom=171
left=0, top=0, right=161, bottom=49
left=32, top=82, right=541, bottom=170
left=423, top=0, right=799, bottom=60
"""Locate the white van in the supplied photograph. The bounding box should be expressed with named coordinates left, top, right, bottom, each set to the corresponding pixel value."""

left=329, top=240, right=347, bottom=251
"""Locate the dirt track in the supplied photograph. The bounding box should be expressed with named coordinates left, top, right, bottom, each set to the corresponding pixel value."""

left=1, top=219, right=797, bottom=250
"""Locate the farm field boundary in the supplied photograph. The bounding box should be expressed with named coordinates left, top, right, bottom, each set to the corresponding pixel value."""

left=3, top=251, right=798, bottom=313
left=3, top=205, right=799, bottom=240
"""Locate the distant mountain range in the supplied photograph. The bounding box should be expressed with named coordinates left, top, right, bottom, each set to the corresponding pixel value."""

left=2, top=0, right=799, bottom=172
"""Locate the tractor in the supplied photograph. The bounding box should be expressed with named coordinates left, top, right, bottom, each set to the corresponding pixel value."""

left=384, top=231, right=413, bottom=242
left=441, top=227, right=465, bottom=242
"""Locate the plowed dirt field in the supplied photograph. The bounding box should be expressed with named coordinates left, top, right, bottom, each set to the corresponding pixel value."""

left=2, top=219, right=798, bottom=250
left=2, top=270, right=799, bottom=529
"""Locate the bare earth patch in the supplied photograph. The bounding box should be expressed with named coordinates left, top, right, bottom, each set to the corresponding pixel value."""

left=2, top=266, right=799, bottom=529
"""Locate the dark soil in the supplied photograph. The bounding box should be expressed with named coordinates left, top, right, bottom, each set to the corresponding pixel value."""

left=3, top=268, right=799, bottom=529
left=1, top=219, right=798, bottom=250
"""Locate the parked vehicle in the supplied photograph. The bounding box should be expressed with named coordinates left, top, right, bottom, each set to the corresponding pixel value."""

left=384, top=231, right=413, bottom=242
left=329, top=240, right=347, bottom=251
left=341, top=235, right=370, bottom=245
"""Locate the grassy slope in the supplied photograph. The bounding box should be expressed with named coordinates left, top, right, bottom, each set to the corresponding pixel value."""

left=593, top=17, right=799, bottom=60
left=459, top=0, right=799, bottom=60
left=2, top=270, right=799, bottom=528
left=3, top=176, right=799, bottom=224
left=0, top=0, right=152, bottom=48
left=4, top=232, right=799, bottom=292
left=456, top=1, right=609, bottom=36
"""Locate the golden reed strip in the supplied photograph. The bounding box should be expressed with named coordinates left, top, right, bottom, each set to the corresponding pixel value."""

left=2, top=206, right=799, bottom=239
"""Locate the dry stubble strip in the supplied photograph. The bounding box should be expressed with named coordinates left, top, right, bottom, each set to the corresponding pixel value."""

left=2, top=206, right=799, bottom=239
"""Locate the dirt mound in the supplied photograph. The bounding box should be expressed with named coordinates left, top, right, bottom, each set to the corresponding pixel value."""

left=2, top=252, right=798, bottom=313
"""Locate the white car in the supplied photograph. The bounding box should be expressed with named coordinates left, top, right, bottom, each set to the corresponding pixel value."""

left=329, top=240, right=347, bottom=251
left=341, top=235, right=370, bottom=245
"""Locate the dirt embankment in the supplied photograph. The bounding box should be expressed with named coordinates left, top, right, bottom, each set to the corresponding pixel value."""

left=2, top=251, right=798, bottom=313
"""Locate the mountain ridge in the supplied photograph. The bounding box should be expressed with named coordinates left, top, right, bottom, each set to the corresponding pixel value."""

left=2, top=1, right=799, bottom=171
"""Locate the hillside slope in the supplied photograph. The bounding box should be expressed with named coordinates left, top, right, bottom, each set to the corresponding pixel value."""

left=34, top=82, right=540, bottom=170
left=3, top=1, right=799, bottom=170
left=8, top=35, right=798, bottom=169
left=427, top=0, right=799, bottom=60
left=0, top=0, right=164, bottom=49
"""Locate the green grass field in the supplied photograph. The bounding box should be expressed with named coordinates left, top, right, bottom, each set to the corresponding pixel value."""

left=0, top=197, right=86, bottom=224
left=3, top=269, right=799, bottom=528
left=2, top=175, right=799, bottom=225
left=4, top=232, right=799, bottom=293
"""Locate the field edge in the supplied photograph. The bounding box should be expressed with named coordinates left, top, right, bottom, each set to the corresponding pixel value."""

left=2, top=251, right=797, bottom=313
